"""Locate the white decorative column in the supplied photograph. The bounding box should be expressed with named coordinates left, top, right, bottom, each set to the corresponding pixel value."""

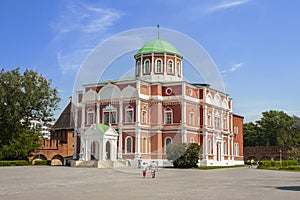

left=119, top=101, right=123, bottom=125
left=140, top=55, right=143, bottom=78
left=136, top=99, right=141, bottom=158
left=227, top=135, right=230, bottom=162
left=203, top=105, right=207, bottom=128
left=182, top=101, right=187, bottom=143
left=151, top=53, right=154, bottom=76
left=212, top=107, right=215, bottom=129
left=213, top=135, right=216, bottom=161
left=81, top=103, right=85, bottom=128
left=164, top=53, right=166, bottom=75
left=96, top=103, right=100, bottom=124
left=118, top=101, right=123, bottom=159
left=204, top=131, right=208, bottom=161
left=73, top=107, right=78, bottom=159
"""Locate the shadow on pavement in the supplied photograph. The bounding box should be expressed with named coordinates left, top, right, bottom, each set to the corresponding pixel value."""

left=276, top=186, right=300, bottom=191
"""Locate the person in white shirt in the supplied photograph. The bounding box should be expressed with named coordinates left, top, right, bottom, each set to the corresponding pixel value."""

left=141, top=162, right=148, bottom=178
left=150, top=161, right=158, bottom=178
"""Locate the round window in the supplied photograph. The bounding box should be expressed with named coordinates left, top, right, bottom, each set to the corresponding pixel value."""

left=166, top=88, right=172, bottom=95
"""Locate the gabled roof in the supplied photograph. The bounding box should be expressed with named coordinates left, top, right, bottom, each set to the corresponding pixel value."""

left=53, top=102, right=74, bottom=130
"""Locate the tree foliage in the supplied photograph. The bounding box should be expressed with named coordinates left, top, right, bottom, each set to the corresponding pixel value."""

left=166, top=143, right=200, bottom=168
left=244, top=110, right=300, bottom=147
left=0, top=129, right=41, bottom=160
left=288, top=147, right=300, bottom=161
left=0, top=68, right=60, bottom=160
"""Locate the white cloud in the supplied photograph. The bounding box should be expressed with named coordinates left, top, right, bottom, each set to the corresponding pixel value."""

left=49, top=0, right=123, bottom=74
left=205, top=0, right=250, bottom=14
left=221, top=62, right=243, bottom=76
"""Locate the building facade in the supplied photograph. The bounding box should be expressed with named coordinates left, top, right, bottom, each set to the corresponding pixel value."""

left=75, top=39, right=244, bottom=166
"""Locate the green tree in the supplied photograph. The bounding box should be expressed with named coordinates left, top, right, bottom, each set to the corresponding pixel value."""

left=1, top=129, right=41, bottom=160
left=290, top=115, right=300, bottom=146
left=0, top=68, right=60, bottom=160
left=244, top=110, right=300, bottom=147
left=256, top=110, right=293, bottom=146
left=288, top=147, right=300, bottom=161
left=243, top=122, right=263, bottom=146
left=166, top=143, right=200, bottom=168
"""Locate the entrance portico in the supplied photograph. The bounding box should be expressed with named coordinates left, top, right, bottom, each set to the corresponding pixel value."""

left=80, top=124, right=118, bottom=161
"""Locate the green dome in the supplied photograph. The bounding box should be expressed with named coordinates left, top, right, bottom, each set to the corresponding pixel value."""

left=135, top=39, right=182, bottom=57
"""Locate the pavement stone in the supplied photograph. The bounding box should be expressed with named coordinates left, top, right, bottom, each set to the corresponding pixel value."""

left=0, top=166, right=299, bottom=200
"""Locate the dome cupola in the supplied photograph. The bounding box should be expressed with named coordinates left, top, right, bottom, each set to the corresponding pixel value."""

left=135, top=39, right=182, bottom=58
left=134, top=39, right=183, bottom=82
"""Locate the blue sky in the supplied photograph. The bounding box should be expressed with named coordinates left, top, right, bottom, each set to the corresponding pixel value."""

left=1, top=0, right=300, bottom=122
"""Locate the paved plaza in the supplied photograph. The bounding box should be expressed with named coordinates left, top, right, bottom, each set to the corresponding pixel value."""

left=0, top=166, right=299, bottom=200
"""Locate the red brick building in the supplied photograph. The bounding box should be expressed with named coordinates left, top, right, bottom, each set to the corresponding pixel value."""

left=75, top=39, right=244, bottom=166
left=31, top=102, right=76, bottom=165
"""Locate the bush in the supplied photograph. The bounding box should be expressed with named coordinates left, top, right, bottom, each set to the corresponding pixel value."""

left=0, top=160, right=31, bottom=166
left=33, top=160, right=50, bottom=165
left=166, top=143, right=200, bottom=168
left=258, top=160, right=298, bottom=169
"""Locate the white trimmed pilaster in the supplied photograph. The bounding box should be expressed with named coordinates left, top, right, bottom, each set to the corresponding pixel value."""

left=81, top=103, right=85, bottom=128
left=96, top=102, right=100, bottom=124
left=73, top=107, right=78, bottom=159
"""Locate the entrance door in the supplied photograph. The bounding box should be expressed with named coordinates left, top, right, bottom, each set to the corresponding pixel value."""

left=106, top=141, right=111, bottom=160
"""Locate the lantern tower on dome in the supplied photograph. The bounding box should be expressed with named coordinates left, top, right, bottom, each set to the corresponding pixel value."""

left=134, top=35, right=183, bottom=82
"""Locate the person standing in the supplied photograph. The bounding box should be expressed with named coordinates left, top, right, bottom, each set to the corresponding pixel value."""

left=150, top=161, right=158, bottom=178
left=141, top=162, right=148, bottom=178
left=138, top=157, right=142, bottom=169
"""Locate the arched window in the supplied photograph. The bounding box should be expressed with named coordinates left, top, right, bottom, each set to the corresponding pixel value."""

left=142, top=109, right=147, bottom=123
left=223, top=141, right=227, bottom=155
left=207, top=139, right=211, bottom=154
left=207, top=112, right=212, bottom=127
left=234, top=143, right=239, bottom=156
left=102, top=104, right=117, bottom=125
left=168, top=60, right=173, bottom=74
left=156, top=59, right=162, bottom=73
left=125, top=136, right=133, bottom=153
left=176, top=62, right=181, bottom=76
left=87, top=109, right=94, bottom=125
left=189, top=110, right=194, bottom=126
left=223, top=115, right=227, bottom=130
left=144, top=60, right=150, bottom=74
left=136, top=61, right=141, bottom=76
left=125, top=106, right=134, bottom=123
left=190, top=137, right=195, bottom=143
left=214, top=112, right=220, bottom=129
left=164, top=137, right=172, bottom=153
left=164, top=108, right=173, bottom=124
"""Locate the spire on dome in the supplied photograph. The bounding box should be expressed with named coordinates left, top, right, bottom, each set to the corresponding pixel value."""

left=157, top=24, right=160, bottom=40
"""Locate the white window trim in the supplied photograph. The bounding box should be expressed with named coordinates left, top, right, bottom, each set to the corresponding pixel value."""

left=223, top=141, right=227, bottom=155
left=136, top=61, right=141, bottom=76
left=125, top=106, right=134, bottom=123
left=87, top=109, right=95, bottom=125
left=190, top=137, right=195, bottom=143
left=207, top=139, right=211, bottom=155
left=125, top=136, right=133, bottom=154
left=189, top=111, right=194, bottom=126
left=167, top=60, right=173, bottom=74
left=164, top=137, right=173, bottom=153
left=164, top=108, right=173, bottom=124
left=176, top=62, right=181, bottom=76
left=144, top=59, right=151, bottom=74
left=155, top=59, right=162, bottom=73
left=142, top=109, right=147, bottom=124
